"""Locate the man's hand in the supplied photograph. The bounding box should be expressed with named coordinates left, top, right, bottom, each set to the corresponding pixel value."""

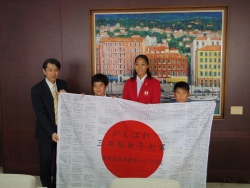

left=58, top=89, right=66, bottom=95
left=52, top=133, right=59, bottom=142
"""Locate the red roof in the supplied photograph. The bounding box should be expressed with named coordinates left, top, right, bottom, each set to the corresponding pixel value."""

left=146, top=46, right=167, bottom=51
left=100, top=37, right=145, bottom=42
left=146, top=53, right=187, bottom=59
left=198, top=45, right=221, bottom=51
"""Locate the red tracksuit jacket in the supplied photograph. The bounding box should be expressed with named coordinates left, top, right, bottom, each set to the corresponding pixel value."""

left=122, top=77, right=161, bottom=104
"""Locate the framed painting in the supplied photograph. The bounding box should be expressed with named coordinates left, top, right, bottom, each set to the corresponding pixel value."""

left=90, top=6, right=228, bottom=119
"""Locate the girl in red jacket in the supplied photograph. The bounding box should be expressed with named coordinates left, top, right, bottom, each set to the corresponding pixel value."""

left=122, top=54, right=161, bottom=104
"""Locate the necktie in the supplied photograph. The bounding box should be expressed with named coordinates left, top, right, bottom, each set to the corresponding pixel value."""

left=53, top=85, right=58, bottom=125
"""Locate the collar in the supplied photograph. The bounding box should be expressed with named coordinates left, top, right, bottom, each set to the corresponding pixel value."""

left=136, top=74, right=147, bottom=82
left=45, top=78, right=57, bottom=89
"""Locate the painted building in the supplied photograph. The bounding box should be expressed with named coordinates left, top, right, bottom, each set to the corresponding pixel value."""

left=96, top=37, right=146, bottom=76
left=190, top=36, right=222, bottom=85
left=196, top=45, right=221, bottom=87
left=146, top=46, right=169, bottom=54
left=146, top=53, right=188, bottom=83
left=145, top=35, right=157, bottom=46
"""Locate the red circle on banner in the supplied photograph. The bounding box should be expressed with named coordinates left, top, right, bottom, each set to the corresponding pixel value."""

left=101, top=120, right=163, bottom=178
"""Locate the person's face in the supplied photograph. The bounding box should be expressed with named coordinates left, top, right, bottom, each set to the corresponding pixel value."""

left=134, top=57, right=149, bottom=79
left=43, top=63, right=59, bottom=84
left=93, top=82, right=107, bottom=96
left=174, top=88, right=190, bottom=103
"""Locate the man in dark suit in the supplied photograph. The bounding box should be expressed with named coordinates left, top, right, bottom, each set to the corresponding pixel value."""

left=31, top=58, right=67, bottom=188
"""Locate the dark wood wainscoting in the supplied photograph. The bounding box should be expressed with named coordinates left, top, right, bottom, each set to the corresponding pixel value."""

left=3, top=127, right=39, bottom=175
left=207, top=131, right=250, bottom=183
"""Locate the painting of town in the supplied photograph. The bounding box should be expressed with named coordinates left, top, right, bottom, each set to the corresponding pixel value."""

left=91, top=7, right=227, bottom=118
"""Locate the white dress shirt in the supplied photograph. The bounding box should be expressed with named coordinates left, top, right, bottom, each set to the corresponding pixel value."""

left=45, top=78, right=57, bottom=95
left=136, top=74, right=147, bottom=96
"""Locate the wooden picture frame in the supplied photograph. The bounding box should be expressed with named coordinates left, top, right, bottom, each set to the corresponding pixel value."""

left=90, top=6, right=228, bottom=119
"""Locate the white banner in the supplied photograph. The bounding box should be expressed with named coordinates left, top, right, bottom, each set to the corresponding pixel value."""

left=57, top=93, right=215, bottom=188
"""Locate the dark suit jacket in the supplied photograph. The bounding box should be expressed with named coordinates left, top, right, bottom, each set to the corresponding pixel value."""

left=31, top=79, right=67, bottom=143
left=122, top=77, right=161, bottom=104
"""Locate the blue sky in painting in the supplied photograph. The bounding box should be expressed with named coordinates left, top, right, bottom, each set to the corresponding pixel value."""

left=96, top=12, right=222, bottom=21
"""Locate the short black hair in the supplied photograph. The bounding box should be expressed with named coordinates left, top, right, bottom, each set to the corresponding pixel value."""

left=42, top=58, right=61, bottom=70
left=174, top=81, right=190, bottom=92
left=91, top=73, right=109, bottom=87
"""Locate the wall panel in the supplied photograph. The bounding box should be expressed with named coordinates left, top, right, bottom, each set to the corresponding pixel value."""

left=3, top=126, right=39, bottom=175
left=60, top=0, right=91, bottom=94
left=128, top=0, right=201, bottom=7
left=0, top=0, right=62, bottom=173
left=0, top=0, right=250, bottom=183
